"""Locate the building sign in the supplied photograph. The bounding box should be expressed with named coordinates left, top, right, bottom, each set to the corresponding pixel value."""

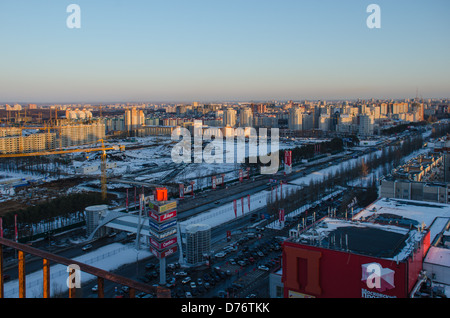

left=148, top=227, right=177, bottom=240
left=150, top=236, right=178, bottom=250
left=149, top=209, right=177, bottom=223
left=149, top=219, right=177, bottom=232
left=361, top=262, right=396, bottom=297
left=149, top=201, right=177, bottom=213
left=150, top=245, right=178, bottom=259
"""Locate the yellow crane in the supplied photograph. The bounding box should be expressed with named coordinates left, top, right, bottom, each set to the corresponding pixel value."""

left=0, top=139, right=125, bottom=201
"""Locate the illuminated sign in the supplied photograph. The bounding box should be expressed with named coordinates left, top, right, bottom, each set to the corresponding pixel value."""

left=149, top=219, right=177, bottom=232
left=148, top=201, right=177, bottom=214
left=150, top=236, right=177, bottom=250
left=149, top=210, right=177, bottom=223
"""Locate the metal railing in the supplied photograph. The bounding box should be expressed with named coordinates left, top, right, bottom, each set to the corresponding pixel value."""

left=0, top=237, right=170, bottom=298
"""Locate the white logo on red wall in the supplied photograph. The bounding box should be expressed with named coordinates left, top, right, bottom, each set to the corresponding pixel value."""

left=361, top=263, right=395, bottom=292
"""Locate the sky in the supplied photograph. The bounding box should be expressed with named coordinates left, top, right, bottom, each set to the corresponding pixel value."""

left=0, top=0, right=449, bottom=104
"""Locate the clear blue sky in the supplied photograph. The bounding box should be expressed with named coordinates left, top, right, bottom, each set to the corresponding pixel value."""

left=0, top=0, right=449, bottom=103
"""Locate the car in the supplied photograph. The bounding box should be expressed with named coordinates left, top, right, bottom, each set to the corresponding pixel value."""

left=226, top=270, right=232, bottom=276
left=229, top=258, right=237, bottom=265
left=121, top=286, right=130, bottom=293
left=214, top=252, right=226, bottom=258
left=182, top=277, right=191, bottom=284
left=82, top=244, right=92, bottom=251
left=91, top=284, right=98, bottom=292
left=204, top=282, right=211, bottom=289
left=185, top=291, right=192, bottom=298
left=214, top=201, right=221, bottom=205
left=190, top=282, right=197, bottom=289
left=197, top=278, right=203, bottom=285
left=175, top=271, right=188, bottom=277
left=166, top=278, right=176, bottom=288
left=107, top=232, right=117, bottom=238
left=258, top=265, right=270, bottom=271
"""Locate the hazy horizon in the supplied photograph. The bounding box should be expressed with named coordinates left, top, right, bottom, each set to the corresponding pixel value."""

left=1, top=0, right=449, bottom=104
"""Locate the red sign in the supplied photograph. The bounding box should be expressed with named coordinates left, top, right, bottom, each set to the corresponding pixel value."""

left=150, top=236, right=177, bottom=250
left=149, top=209, right=177, bottom=223
left=233, top=200, right=237, bottom=218
left=279, top=209, right=285, bottom=222
left=150, top=245, right=178, bottom=259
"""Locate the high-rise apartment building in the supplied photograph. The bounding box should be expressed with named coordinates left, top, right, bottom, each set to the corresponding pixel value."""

left=288, top=107, right=302, bottom=130
left=124, top=107, right=145, bottom=130
left=239, top=107, right=253, bottom=127
left=223, top=108, right=237, bottom=127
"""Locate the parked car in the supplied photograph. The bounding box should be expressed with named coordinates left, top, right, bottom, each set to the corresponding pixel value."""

left=182, top=277, right=191, bottom=284
left=258, top=265, right=270, bottom=271
left=82, top=244, right=92, bottom=251
left=175, top=271, right=188, bottom=277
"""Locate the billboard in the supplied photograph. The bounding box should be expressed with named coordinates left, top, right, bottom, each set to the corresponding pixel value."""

left=284, top=150, right=292, bottom=174
left=149, top=209, right=177, bottom=223
left=150, top=245, right=178, bottom=259
left=149, top=201, right=177, bottom=214
left=150, top=236, right=178, bottom=250
left=149, top=219, right=177, bottom=232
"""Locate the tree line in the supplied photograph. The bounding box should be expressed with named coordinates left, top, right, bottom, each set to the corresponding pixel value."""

left=1, top=192, right=105, bottom=240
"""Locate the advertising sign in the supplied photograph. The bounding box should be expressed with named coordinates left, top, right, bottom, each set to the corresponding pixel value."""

left=149, top=209, right=177, bottom=223
left=149, top=201, right=177, bottom=214
left=150, top=245, right=178, bottom=259
left=148, top=227, right=177, bottom=240
left=149, top=219, right=177, bottom=232
left=285, top=150, right=292, bottom=174
left=150, top=236, right=177, bottom=250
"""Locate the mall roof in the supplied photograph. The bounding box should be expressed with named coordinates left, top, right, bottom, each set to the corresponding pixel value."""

left=290, top=217, right=426, bottom=262
left=354, top=197, right=450, bottom=243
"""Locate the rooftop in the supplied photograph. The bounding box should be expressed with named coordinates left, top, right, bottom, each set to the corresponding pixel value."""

left=289, top=217, right=426, bottom=261
left=354, top=197, right=450, bottom=243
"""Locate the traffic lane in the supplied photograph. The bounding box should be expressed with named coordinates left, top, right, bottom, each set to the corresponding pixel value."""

left=178, top=184, right=270, bottom=220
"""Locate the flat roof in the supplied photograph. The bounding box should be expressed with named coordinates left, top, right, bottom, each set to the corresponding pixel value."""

left=424, top=246, right=450, bottom=267
left=354, top=197, right=450, bottom=243
left=289, top=217, right=425, bottom=261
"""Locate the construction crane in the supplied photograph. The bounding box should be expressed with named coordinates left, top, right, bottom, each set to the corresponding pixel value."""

left=0, top=139, right=125, bottom=201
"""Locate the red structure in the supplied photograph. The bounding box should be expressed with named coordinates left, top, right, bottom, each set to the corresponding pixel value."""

left=282, top=218, right=430, bottom=298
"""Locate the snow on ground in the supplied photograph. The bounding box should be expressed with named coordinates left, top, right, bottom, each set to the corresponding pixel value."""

left=3, top=243, right=153, bottom=298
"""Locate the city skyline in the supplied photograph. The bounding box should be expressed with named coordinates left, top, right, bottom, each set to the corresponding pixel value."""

left=0, top=0, right=449, bottom=103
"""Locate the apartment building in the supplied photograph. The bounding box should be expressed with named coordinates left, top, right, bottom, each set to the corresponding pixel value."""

left=0, top=132, right=56, bottom=154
